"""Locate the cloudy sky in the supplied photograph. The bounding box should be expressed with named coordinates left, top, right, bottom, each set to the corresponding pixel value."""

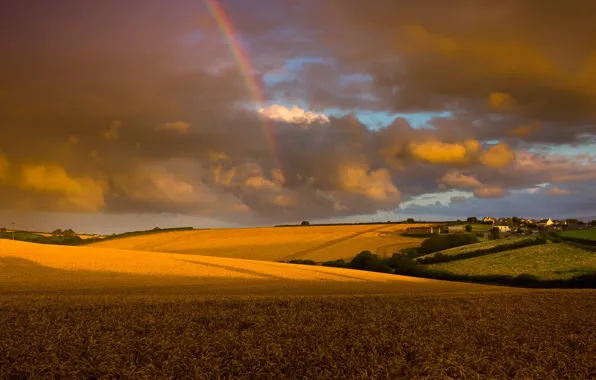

left=1, top=0, right=596, bottom=234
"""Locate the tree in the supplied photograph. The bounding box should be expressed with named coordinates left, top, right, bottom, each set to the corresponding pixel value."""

left=491, top=227, right=501, bottom=240
left=591, top=220, right=596, bottom=227
left=406, top=218, right=415, bottom=223
left=579, top=221, right=585, bottom=225
left=467, top=217, right=477, bottom=223
left=517, top=227, right=523, bottom=234
left=51, top=229, right=63, bottom=236
left=300, top=221, right=310, bottom=226
left=385, top=254, right=419, bottom=275
left=465, top=224, right=473, bottom=232
left=348, top=251, right=392, bottom=273
left=566, top=219, right=580, bottom=224
left=512, top=216, right=521, bottom=225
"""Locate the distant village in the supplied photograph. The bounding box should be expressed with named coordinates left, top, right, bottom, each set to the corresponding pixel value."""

left=406, top=216, right=596, bottom=237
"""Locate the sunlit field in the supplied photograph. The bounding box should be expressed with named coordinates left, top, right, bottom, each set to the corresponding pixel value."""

left=89, top=224, right=429, bottom=262
left=428, top=243, right=596, bottom=280
left=0, top=239, right=490, bottom=295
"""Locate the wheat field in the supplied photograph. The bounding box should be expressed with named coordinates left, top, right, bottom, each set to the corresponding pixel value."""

left=88, top=224, right=428, bottom=262
left=0, top=239, right=504, bottom=295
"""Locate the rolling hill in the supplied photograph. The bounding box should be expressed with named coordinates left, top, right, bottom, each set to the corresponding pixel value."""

left=426, top=243, right=596, bottom=280
left=0, top=239, right=498, bottom=295
left=88, top=224, right=429, bottom=263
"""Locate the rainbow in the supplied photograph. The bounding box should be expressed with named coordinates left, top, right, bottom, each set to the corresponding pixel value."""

left=204, top=0, right=281, bottom=169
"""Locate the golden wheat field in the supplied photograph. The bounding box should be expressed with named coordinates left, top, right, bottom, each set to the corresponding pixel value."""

left=0, top=239, right=504, bottom=295
left=89, top=224, right=428, bottom=262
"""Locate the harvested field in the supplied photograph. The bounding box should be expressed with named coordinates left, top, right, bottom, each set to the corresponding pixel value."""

left=428, top=243, right=596, bottom=280
left=0, top=239, right=491, bottom=295
left=89, top=224, right=428, bottom=262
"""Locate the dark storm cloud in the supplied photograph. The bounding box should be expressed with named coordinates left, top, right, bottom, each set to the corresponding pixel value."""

left=1, top=0, right=596, bottom=230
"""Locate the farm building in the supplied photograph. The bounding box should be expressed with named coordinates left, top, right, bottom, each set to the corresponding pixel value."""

left=406, top=226, right=434, bottom=235
left=448, top=225, right=465, bottom=233
left=538, top=218, right=553, bottom=226
left=566, top=223, right=583, bottom=230
left=482, top=217, right=495, bottom=224
left=496, top=225, right=511, bottom=232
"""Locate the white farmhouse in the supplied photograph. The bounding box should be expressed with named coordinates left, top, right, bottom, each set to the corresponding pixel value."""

left=497, top=225, right=511, bottom=232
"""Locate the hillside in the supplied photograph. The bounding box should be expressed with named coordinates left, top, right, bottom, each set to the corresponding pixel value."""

left=416, top=235, right=530, bottom=261
left=88, top=224, right=428, bottom=263
left=0, top=239, right=497, bottom=295
left=427, top=243, right=596, bottom=280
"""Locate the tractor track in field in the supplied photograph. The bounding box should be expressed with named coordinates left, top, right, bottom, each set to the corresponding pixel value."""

left=278, top=225, right=391, bottom=262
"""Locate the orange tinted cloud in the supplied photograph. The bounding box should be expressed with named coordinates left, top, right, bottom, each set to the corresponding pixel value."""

left=157, top=121, right=190, bottom=133
left=489, top=92, right=516, bottom=110
left=509, top=121, right=541, bottom=137
left=103, top=121, right=121, bottom=141
left=273, top=194, right=296, bottom=207
left=338, top=164, right=399, bottom=201
left=479, top=142, right=516, bottom=168
left=0, top=152, right=9, bottom=181
left=18, top=164, right=106, bottom=211
left=439, top=170, right=482, bottom=189
left=409, top=139, right=481, bottom=165
left=473, top=186, right=505, bottom=198
left=546, top=185, right=570, bottom=195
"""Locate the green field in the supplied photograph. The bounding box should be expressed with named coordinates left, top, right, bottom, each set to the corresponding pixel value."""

left=559, top=228, right=596, bottom=241
left=416, top=236, right=529, bottom=261
left=428, top=244, right=596, bottom=280
left=471, top=223, right=493, bottom=232
left=0, top=231, right=45, bottom=241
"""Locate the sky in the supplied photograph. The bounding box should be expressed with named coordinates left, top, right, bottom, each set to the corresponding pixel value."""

left=1, top=0, right=596, bottom=234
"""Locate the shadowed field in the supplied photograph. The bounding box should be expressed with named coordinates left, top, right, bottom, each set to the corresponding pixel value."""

left=88, top=224, right=429, bottom=262
left=1, top=291, right=595, bottom=379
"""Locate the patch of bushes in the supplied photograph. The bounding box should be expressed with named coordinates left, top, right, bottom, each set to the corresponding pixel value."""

left=554, top=234, right=596, bottom=247
left=400, top=247, right=426, bottom=259
left=417, top=237, right=547, bottom=265
left=385, top=254, right=422, bottom=276
left=322, top=259, right=348, bottom=268
left=0, top=232, right=83, bottom=246
left=287, top=259, right=317, bottom=266
left=419, top=234, right=479, bottom=255
left=348, top=251, right=392, bottom=273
